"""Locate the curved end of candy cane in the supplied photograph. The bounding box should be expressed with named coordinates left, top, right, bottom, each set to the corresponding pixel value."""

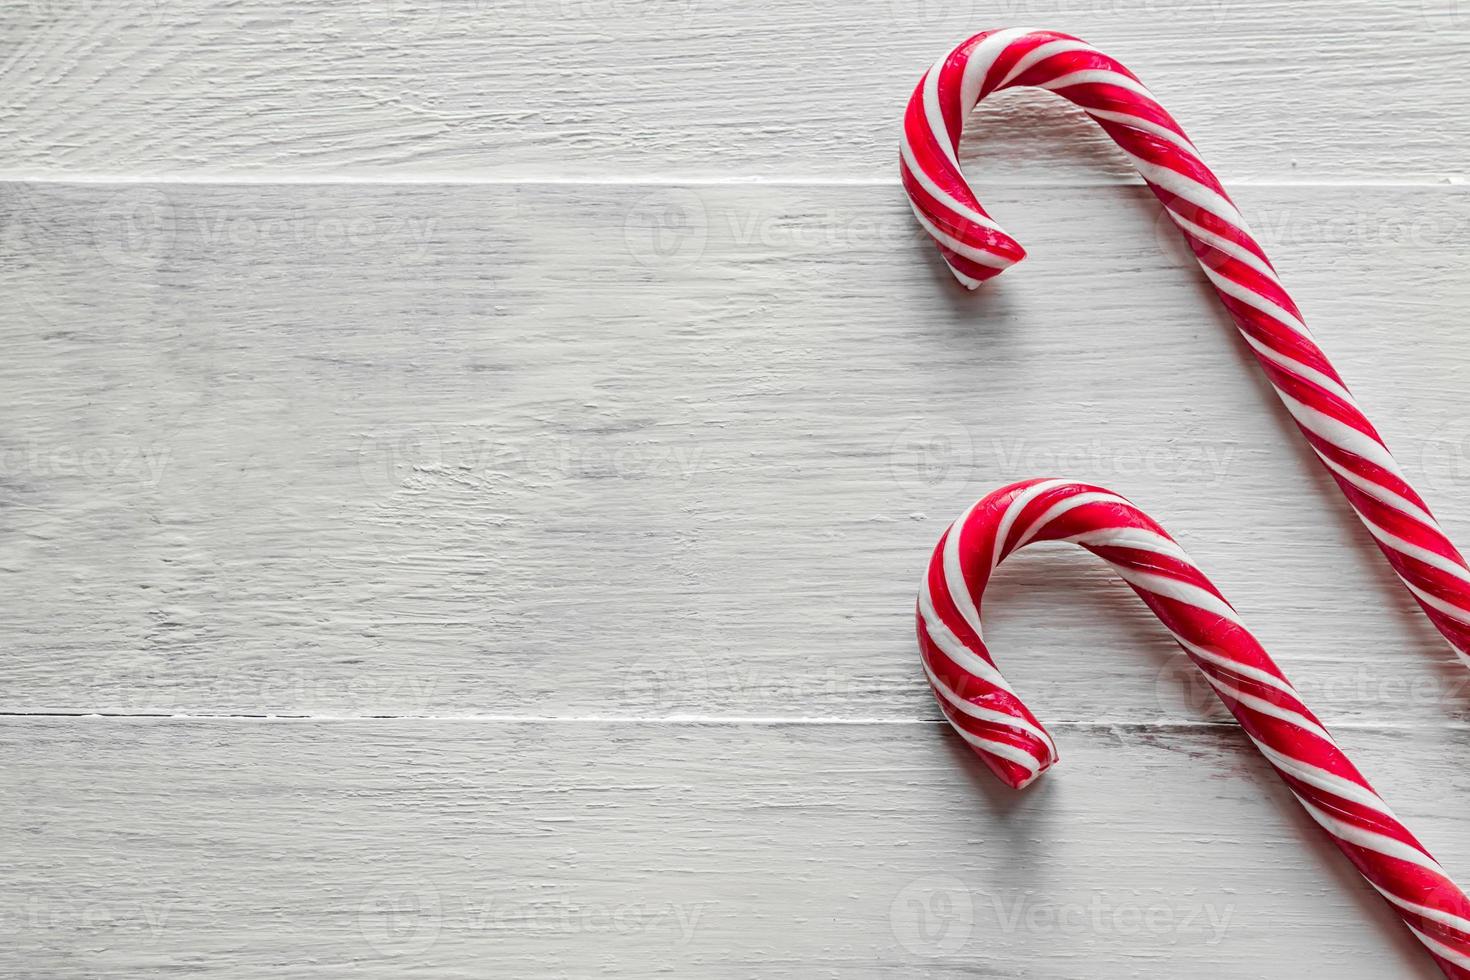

left=916, top=551, right=1059, bottom=790
left=929, top=219, right=1028, bottom=290
left=899, top=37, right=1030, bottom=288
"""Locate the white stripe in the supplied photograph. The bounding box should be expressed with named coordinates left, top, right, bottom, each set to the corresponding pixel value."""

left=1087, top=105, right=1200, bottom=158
left=1360, top=514, right=1470, bottom=585
left=959, top=28, right=1041, bottom=111
left=996, top=37, right=1096, bottom=89
left=899, top=135, right=1002, bottom=234
left=1277, top=391, right=1404, bottom=480
left=1198, top=261, right=1312, bottom=338
left=1296, top=796, right=1446, bottom=879
left=917, top=572, right=1014, bottom=693
left=992, top=479, right=1073, bottom=570
left=923, top=659, right=1058, bottom=760
left=1206, top=675, right=1334, bottom=744
left=1406, top=925, right=1470, bottom=970
left=1252, top=740, right=1391, bottom=816
left=1127, top=152, right=1251, bottom=239
left=943, top=713, right=1045, bottom=778
left=1167, top=206, right=1279, bottom=285
left=922, top=57, right=960, bottom=172
left=943, top=502, right=986, bottom=641
left=1062, top=525, right=1193, bottom=565
left=907, top=200, right=1015, bottom=269
left=1403, top=578, right=1470, bottom=627
left=1312, top=448, right=1440, bottom=531
left=1237, top=329, right=1356, bottom=407
left=1110, top=565, right=1243, bottom=626
left=1172, top=634, right=1302, bottom=704
left=1384, top=890, right=1470, bottom=948
left=1015, top=490, right=1131, bottom=549
left=1037, top=68, right=1156, bottom=101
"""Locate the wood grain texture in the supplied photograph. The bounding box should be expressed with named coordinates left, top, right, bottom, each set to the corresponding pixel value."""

left=3, top=179, right=1469, bottom=721
left=3, top=718, right=1466, bottom=978
left=3, top=0, right=1469, bottom=181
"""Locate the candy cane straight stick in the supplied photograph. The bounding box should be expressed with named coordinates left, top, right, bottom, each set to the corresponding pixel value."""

left=921, top=478, right=1470, bottom=976
left=900, top=29, right=1470, bottom=667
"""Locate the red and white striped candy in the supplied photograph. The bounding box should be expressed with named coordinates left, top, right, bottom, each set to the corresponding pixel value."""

left=919, top=478, right=1470, bottom=976
left=900, top=29, right=1470, bottom=666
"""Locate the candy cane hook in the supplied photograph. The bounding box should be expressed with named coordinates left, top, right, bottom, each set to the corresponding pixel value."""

left=920, top=478, right=1470, bottom=976
left=900, top=29, right=1470, bottom=667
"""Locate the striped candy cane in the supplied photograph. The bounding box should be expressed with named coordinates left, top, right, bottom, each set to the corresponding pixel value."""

left=900, top=29, right=1470, bottom=667
left=920, top=478, right=1470, bottom=976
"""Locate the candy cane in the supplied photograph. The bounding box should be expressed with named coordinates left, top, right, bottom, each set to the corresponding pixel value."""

left=920, top=478, right=1470, bottom=975
left=900, top=29, right=1470, bottom=667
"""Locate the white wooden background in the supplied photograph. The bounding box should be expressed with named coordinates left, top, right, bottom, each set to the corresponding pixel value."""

left=4, top=1, right=1470, bottom=976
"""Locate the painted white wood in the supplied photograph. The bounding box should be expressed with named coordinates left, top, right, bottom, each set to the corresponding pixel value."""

left=7, top=3, right=1470, bottom=976
left=1, top=718, right=1463, bottom=978
left=3, top=0, right=1469, bottom=181
left=3, top=180, right=1469, bottom=723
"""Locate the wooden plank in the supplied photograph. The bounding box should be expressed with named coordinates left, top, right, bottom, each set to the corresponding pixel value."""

left=3, top=0, right=1468, bottom=181
left=1, top=718, right=1463, bottom=977
left=3, top=180, right=1469, bottom=721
